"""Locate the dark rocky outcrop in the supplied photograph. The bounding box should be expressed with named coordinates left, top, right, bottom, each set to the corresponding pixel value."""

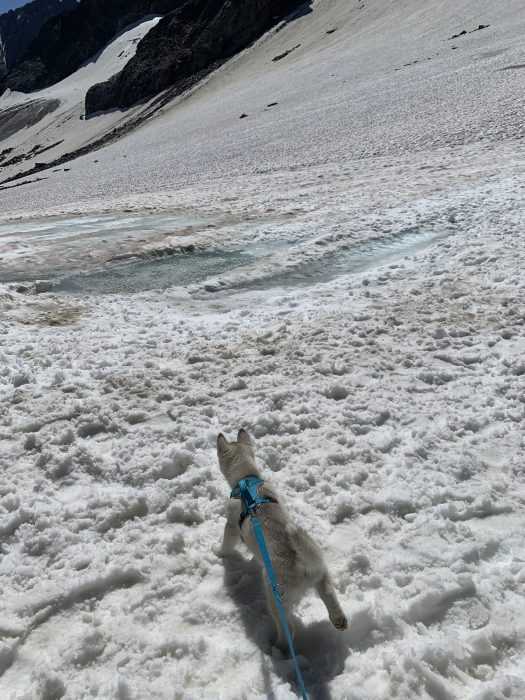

left=1, top=0, right=309, bottom=111
left=85, top=0, right=309, bottom=115
left=0, top=0, right=78, bottom=76
left=0, top=0, right=311, bottom=186
left=1, top=0, right=183, bottom=93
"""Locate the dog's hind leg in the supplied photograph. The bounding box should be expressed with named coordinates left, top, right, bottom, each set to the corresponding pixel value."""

left=316, top=573, right=348, bottom=630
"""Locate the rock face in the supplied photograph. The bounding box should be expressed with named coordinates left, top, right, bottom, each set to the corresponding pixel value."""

left=1, top=0, right=183, bottom=93
left=0, top=0, right=78, bottom=77
left=1, top=0, right=308, bottom=112
left=85, top=0, right=307, bottom=115
left=0, top=35, right=6, bottom=78
left=0, top=0, right=192, bottom=92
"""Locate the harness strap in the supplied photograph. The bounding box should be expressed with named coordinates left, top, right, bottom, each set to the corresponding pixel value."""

left=230, top=475, right=278, bottom=529
left=231, top=477, right=309, bottom=700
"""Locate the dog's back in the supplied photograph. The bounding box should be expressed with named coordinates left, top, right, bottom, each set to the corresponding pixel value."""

left=241, top=495, right=327, bottom=602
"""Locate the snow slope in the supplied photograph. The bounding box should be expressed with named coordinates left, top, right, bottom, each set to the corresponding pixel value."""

left=1, top=0, right=525, bottom=698
left=0, top=0, right=525, bottom=213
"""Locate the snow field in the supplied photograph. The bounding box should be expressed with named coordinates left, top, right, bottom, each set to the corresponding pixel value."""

left=2, top=0, right=525, bottom=213
left=1, top=135, right=525, bottom=698
left=1, top=0, right=525, bottom=696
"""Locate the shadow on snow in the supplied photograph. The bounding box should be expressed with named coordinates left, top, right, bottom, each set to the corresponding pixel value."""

left=222, top=552, right=350, bottom=700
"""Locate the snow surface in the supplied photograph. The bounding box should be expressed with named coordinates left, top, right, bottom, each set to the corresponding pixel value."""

left=1, top=0, right=525, bottom=698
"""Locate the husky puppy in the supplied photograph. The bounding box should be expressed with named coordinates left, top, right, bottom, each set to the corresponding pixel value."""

left=217, top=429, right=348, bottom=649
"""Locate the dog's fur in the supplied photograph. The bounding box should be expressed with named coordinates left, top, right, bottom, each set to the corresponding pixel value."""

left=217, top=429, right=348, bottom=649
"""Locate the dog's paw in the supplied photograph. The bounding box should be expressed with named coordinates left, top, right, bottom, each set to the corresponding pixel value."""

left=213, top=544, right=231, bottom=558
left=330, top=612, right=348, bottom=631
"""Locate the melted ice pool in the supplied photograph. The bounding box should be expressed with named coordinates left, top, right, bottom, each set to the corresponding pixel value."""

left=233, top=227, right=449, bottom=292
left=0, top=211, right=209, bottom=282
left=0, top=211, right=448, bottom=295
left=53, top=250, right=254, bottom=295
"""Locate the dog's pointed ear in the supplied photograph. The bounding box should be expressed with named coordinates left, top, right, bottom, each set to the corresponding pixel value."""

left=217, top=433, right=229, bottom=455
left=237, top=428, right=252, bottom=446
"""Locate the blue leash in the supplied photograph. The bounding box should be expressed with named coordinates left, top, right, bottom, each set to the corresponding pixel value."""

left=232, top=477, right=309, bottom=700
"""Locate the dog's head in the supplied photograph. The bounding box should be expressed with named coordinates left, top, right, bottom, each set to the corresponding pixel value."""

left=217, top=429, right=258, bottom=487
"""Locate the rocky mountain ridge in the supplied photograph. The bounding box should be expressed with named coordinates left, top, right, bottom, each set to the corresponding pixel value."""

left=1, top=0, right=309, bottom=113
left=86, top=0, right=310, bottom=115
left=0, top=0, right=78, bottom=78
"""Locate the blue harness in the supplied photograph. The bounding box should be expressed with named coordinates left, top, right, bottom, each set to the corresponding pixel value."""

left=230, top=476, right=309, bottom=700
left=230, top=475, right=278, bottom=529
